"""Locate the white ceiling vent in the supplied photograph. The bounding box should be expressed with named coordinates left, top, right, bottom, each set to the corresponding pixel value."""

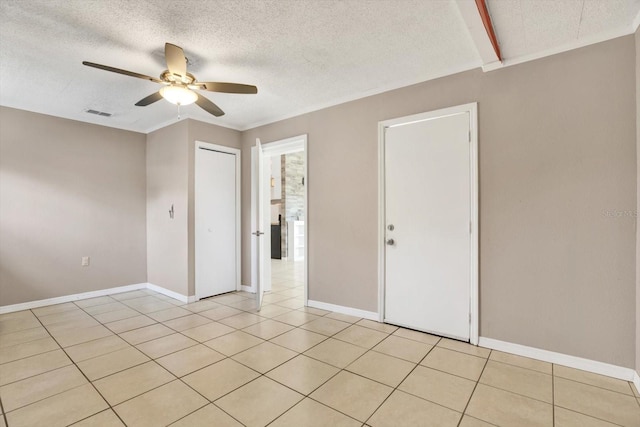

left=85, top=109, right=112, bottom=117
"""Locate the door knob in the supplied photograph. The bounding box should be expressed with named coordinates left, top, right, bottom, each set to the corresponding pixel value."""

left=386, top=238, right=395, bottom=245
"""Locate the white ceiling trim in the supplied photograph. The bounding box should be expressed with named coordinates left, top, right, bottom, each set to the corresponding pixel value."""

left=238, top=60, right=481, bottom=132
left=144, top=114, right=239, bottom=134
left=0, top=101, right=142, bottom=134
left=633, top=6, right=640, bottom=31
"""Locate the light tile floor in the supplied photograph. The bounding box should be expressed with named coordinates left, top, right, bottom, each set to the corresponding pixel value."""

left=0, top=259, right=639, bottom=426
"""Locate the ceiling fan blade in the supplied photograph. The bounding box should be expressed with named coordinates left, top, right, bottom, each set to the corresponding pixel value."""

left=195, top=93, right=225, bottom=117
left=199, top=82, right=258, bottom=94
left=135, top=92, right=163, bottom=106
left=165, top=43, right=187, bottom=79
left=82, top=61, right=163, bottom=84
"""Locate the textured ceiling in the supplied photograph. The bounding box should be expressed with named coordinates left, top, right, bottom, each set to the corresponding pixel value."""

left=0, top=0, right=638, bottom=133
left=488, top=0, right=640, bottom=61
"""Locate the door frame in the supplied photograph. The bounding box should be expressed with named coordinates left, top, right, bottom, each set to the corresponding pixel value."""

left=377, top=103, right=479, bottom=345
left=250, top=134, right=309, bottom=305
left=195, top=140, right=242, bottom=300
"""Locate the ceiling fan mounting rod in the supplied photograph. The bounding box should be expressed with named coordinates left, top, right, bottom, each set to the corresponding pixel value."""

left=160, top=70, right=195, bottom=85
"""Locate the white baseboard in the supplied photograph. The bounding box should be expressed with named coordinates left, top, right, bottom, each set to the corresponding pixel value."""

left=241, top=285, right=254, bottom=293
left=307, top=299, right=378, bottom=321
left=633, top=371, right=640, bottom=395
left=0, top=282, right=201, bottom=314
left=479, top=337, right=636, bottom=382
left=0, top=283, right=148, bottom=315
left=145, top=283, right=195, bottom=304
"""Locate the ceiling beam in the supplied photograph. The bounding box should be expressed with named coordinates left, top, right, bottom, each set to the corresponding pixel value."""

left=475, top=0, right=502, bottom=61
left=455, top=0, right=502, bottom=71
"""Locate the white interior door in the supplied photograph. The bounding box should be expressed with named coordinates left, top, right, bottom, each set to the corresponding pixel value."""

left=384, top=112, right=472, bottom=341
left=253, top=138, right=266, bottom=310
left=262, top=155, right=272, bottom=292
left=195, top=147, right=237, bottom=299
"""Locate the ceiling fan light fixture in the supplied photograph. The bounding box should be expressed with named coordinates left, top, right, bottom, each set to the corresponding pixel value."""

left=160, top=85, right=197, bottom=106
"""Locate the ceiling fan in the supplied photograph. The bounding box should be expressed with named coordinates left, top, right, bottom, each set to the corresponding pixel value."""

left=83, top=43, right=257, bottom=117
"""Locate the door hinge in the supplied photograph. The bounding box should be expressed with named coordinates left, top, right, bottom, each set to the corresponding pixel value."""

left=469, top=313, right=472, bottom=323
left=468, top=130, right=471, bottom=143
left=469, top=222, right=472, bottom=233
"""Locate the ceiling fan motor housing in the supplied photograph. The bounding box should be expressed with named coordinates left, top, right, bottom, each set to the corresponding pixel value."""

left=160, top=70, right=196, bottom=85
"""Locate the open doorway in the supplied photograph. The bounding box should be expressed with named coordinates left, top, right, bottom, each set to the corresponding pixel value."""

left=268, top=150, right=305, bottom=296
left=251, top=135, right=308, bottom=306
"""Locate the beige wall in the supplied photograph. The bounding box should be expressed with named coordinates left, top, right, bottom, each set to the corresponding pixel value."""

left=146, top=118, right=241, bottom=297
left=242, top=36, right=637, bottom=368
left=0, top=107, right=147, bottom=305
left=636, top=27, right=640, bottom=375
left=146, top=120, right=190, bottom=296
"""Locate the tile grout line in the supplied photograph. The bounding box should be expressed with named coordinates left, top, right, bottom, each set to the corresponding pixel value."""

left=186, top=316, right=357, bottom=425
left=105, top=298, right=315, bottom=380
left=552, top=363, right=555, bottom=427
left=461, top=414, right=501, bottom=427
left=258, top=338, right=370, bottom=426
left=69, top=297, right=586, bottom=424
left=168, top=399, right=244, bottom=427
left=0, top=396, right=8, bottom=427
left=141, top=289, right=310, bottom=426
left=47, top=295, right=245, bottom=425
left=486, top=355, right=553, bottom=375
left=0, top=327, right=52, bottom=350
left=27, top=309, right=130, bottom=427
left=76, top=293, right=257, bottom=362
left=444, top=352, right=630, bottom=427
left=476, top=358, right=629, bottom=425
left=170, top=352, right=265, bottom=426
left=73, top=298, right=200, bottom=364
left=0, top=324, right=48, bottom=340
left=418, top=357, right=490, bottom=384
left=0, top=348, right=66, bottom=387
left=13, top=283, right=635, bottom=427
left=552, top=375, right=639, bottom=398
left=254, top=318, right=465, bottom=420
left=553, top=403, right=626, bottom=426
left=456, top=349, right=491, bottom=427
left=267, top=393, right=361, bottom=426
left=2, top=366, right=91, bottom=413
left=13, top=308, right=424, bottom=424
left=86, top=359, right=214, bottom=425
left=0, top=279, right=304, bottom=424
left=476, top=381, right=555, bottom=406
left=362, top=336, right=443, bottom=426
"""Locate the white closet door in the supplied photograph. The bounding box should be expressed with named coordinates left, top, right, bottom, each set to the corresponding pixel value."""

left=195, top=148, right=236, bottom=299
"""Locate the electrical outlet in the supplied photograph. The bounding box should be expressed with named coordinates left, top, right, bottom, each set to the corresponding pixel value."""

left=81, top=256, right=90, bottom=267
